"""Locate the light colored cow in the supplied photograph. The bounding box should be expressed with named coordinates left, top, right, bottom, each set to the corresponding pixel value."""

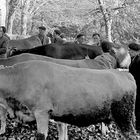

left=0, top=52, right=131, bottom=139
left=6, top=35, right=42, bottom=57
left=0, top=60, right=137, bottom=139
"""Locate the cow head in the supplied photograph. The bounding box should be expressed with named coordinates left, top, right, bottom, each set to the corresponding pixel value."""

left=111, top=46, right=131, bottom=69
left=7, top=48, right=18, bottom=57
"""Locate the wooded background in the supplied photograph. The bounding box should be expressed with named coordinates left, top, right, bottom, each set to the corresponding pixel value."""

left=0, top=0, right=140, bottom=44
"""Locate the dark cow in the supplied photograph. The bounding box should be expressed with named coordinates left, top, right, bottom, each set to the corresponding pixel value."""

left=129, top=54, right=140, bottom=131
left=128, top=43, right=140, bottom=60
left=0, top=60, right=137, bottom=139
left=8, top=42, right=103, bottom=59
left=8, top=41, right=131, bottom=69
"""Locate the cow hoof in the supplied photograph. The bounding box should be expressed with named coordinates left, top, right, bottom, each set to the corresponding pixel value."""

left=36, top=133, right=45, bottom=140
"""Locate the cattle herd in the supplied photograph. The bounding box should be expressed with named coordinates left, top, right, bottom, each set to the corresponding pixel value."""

left=0, top=36, right=140, bottom=140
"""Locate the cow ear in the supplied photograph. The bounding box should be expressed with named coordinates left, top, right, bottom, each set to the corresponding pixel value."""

left=109, top=48, right=119, bottom=62
left=110, top=47, right=117, bottom=56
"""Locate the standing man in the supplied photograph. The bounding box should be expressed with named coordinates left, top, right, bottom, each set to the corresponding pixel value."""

left=74, top=34, right=86, bottom=44
left=0, top=26, right=10, bottom=58
left=0, top=26, right=10, bottom=40
left=52, top=29, right=66, bottom=44
left=92, top=33, right=101, bottom=47
left=38, top=26, right=50, bottom=45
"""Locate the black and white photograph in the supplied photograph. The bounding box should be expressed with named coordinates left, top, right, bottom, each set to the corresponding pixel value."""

left=0, top=0, right=140, bottom=139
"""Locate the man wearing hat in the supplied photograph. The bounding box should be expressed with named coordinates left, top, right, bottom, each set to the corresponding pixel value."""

left=74, top=33, right=86, bottom=44
left=52, top=29, right=67, bottom=44
left=38, top=26, right=50, bottom=45
left=0, top=26, right=10, bottom=58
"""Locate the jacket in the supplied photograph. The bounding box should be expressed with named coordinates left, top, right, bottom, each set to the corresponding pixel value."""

left=0, top=35, right=9, bottom=58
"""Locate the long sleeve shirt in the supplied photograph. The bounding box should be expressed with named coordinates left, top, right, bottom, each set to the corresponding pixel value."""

left=38, top=34, right=49, bottom=45
left=0, top=35, right=9, bottom=57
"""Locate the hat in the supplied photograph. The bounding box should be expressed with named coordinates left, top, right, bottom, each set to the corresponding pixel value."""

left=54, top=29, right=61, bottom=35
left=92, top=32, right=100, bottom=38
left=76, top=33, right=85, bottom=39
left=38, top=26, right=46, bottom=31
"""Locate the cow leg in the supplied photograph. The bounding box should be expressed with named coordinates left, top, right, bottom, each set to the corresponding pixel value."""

left=101, top=122, right=109, bottom=135
left=0, top=99, right=15, bottom=135
left=111, top=94, right=137, bottom=139
left=34, top=110, right=49, bottom=140
left=0, top=106, right=15, bottom=134
left=0, top=106, right=7, bottom=135
left=57, top=122, right=68, bottom=140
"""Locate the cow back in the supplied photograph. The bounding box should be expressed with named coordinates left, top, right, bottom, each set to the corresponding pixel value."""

left=9, top=42, right=103, bottom=59
left=7, top=35, right=42, bottom=53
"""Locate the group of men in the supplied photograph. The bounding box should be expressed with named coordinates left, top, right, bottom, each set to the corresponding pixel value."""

left=38, top=26, right=66, bottom=45
left=74, top=32, right=101, bottom=46
left=0, top=25, right=102, bottom=59
left=0, top=26, right=10, bottom=58
left=0, top=25, right=139, bottom=140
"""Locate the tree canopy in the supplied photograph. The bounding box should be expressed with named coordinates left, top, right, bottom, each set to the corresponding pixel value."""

left=0, top=0, right=140, bottom=43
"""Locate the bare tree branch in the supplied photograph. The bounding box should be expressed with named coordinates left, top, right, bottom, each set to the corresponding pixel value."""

left=84, top=0, right=140, bottom=17
left=30, top=1, right=48, bottom=16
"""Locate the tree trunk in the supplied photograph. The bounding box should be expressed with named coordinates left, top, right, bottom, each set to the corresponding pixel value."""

left=20, top=0, right=30, bottom=35
left=21, top=11, right=28, bottom=35
left=106, top=18, right=112, bottom=42
left=30, top=18, right=35, bottom=35
left=5, top=0, right=9, bottom=27
left=6, top=0, right=19, bottom=33
left=97, top=0, right=112, bottom=42
left=0, top=9, right=1, bottom=25
left=0, top=0, right=7, bottom=26
left=7, top=12, right=15, bottom=34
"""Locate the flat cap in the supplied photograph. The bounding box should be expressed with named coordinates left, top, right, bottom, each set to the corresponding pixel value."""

left=38, top=26, right=46, bottom=31
left=54, top=29, right=61, bottom=35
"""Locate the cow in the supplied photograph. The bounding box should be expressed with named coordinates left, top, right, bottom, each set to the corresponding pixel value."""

left=8, top=42, right=103, bottom=59
left=0, top=49, right=130, bottom=139
left=0, top=53, right=118, bottom=69
left=0, top=60, right=137, bottom=140
left=7, top=35, right=42, bottom=50
left=0, top=52, right=117, bottom=140
left=8, top=41, right=131, bottom=68
left=96, top=41, right=131, bottom=69
left=0, top=45, right=132, bottom=70
left=129, top=54, right=140, bottom=131
left=6, top=35, right=42, bottom=57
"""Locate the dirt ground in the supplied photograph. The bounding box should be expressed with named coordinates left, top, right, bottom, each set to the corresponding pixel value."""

left=0, top=115, right=126, bottom=140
